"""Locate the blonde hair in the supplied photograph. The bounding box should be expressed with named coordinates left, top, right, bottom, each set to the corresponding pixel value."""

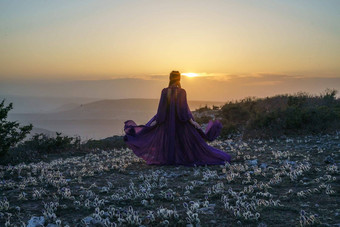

left=168, top=70, right=181, bottom=88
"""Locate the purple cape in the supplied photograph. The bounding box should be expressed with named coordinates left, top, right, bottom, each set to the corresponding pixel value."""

left=123, top=85, right=231, bottom=166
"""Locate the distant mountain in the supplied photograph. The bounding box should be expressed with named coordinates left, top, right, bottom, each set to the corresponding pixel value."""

left=0, top=95, right=99, bottom=113
left=29, top=127, right=58, bottom=137
left=49, top=102, right=81, bottom=113
left=8, top=98, right=225, bottom=139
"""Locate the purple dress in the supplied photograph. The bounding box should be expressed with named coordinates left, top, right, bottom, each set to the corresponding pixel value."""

left=123, top=85, right=231, bottom=166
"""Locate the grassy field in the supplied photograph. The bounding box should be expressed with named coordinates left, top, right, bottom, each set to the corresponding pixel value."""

left=0, top=134, right=339, bottom=226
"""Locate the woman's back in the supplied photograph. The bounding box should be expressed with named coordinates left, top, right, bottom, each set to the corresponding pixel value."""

left=155, top=86, right=193, bottom=124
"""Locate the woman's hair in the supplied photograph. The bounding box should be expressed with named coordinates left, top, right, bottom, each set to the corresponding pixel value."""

left=168, top=70, right=181, bottom=88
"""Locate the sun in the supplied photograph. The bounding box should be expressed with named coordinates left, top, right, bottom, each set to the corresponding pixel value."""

left=182, top=72, right=199, bottom=77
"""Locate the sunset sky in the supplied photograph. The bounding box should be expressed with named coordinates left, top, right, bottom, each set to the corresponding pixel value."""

left=1, top=0, right=339, bottom=101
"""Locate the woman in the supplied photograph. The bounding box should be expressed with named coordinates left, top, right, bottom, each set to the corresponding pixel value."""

left=123, top=71, right=231, bottom=166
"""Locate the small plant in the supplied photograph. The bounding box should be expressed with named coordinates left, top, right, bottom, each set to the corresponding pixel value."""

left=0, top=100, right=32, bottom=156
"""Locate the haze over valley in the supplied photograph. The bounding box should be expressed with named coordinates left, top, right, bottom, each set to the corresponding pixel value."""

left=7, top=96, right=224, bottom=139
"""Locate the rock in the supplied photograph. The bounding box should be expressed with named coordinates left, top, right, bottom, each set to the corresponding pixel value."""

left=164, top=172, right=182, bottom=178
left=103, top=211, right=109, bottom=217
left=283, top=160, right=296, bottom=166
left=82, top=217, right=94, bottom=225
left=260, top=163, right=268, bottom=169
left=82, top=216, right=102, bottom=225
left=198, top=207, right=214, bottom=215
left=46, top=224, right=58, bottom=227
left=324, top=156, right=335, bottom=164
left=246, top=159, right=258, bottom=166
left=27, top=216, right=45, bottom=227
left=257, top=223, right=268, bottom=227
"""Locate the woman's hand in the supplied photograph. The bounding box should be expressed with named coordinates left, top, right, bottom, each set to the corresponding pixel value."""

left=150, top=120, right=157, bottom=127
left=189, top=119, right=201, bottom=129
left=193, top=121, right=201, bottom=129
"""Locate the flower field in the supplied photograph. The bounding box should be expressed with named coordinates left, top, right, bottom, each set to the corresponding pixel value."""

left=0, top=134, right=339, bottom=226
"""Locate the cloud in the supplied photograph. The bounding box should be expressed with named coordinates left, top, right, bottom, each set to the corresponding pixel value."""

left=1, top=74, right=339, bottom=102
left=146, top=75, right=168, bottom=80
left=244, top=80, right=283, bottom=86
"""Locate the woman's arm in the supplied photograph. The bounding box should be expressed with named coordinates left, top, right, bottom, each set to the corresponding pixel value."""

left=177, top=89, right=195, bottom=122
left=155, top=88, right=168, bottom=124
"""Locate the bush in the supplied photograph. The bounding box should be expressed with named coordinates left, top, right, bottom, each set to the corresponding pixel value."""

left=0, top=132, right=81, bottom=165
left=211, top=89, right=340, bottom=138
left=83, top=135, right=127, bottom=150
left=212, top=105, right=220, bottom=110
left=321, top=88, right=337, bottom=105
left=195, top=115, right=213, bottom=124
left=219, top=121, right=238, bottom=138
left=17, top=132, right=81, bottom=153
left=195, top=105, right=211, bottom=113
left=0, top=100, right=32, bottom=156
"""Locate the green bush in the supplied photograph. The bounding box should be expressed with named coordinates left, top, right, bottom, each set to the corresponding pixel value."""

left=212, top=105, right=220, bottom=110
left=195, top=115, right=213, bottom=124
left=0, top=100, right=32, bottom=156
left=17, top=132, right=81, bottom=153
left=219, top=121, right=238, bottom=138
left=213, top=89, right=340, bottom=138
left=195, top=105, right=211, bottom=113
left=83, top=135, right=127, bottom=150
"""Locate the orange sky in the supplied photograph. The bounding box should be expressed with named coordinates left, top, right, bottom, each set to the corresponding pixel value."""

left=0, top=0, right=339, bottom=100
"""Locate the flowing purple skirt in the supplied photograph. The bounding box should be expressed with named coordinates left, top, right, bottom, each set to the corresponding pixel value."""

left=124, top=117, right=231, bottom=166
left=124, top=86, right=231, bottom=166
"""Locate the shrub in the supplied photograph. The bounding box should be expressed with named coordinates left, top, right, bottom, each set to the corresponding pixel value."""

left=195, top=115, right=213, bottom=124
left=83, top=135, right=127, bottom=150
left=219, top=121, right=238, bottom=138
left=210, top=89, right=340, bottom=138
left=0, top=100, right=32, bottom=156
left=195, top=105, right=211, bottom=113
left=17, top=132, right=81, bottom=153
left=212, top=105, right=220, bottom=110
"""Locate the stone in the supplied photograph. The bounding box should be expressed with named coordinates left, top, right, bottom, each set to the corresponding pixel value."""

left=27, top=216, right=45, bottom=227
left=82, top=217, right=95, bottom=225
left=324, top=156, right=335, bottom=164
left=46, top=224, right=58, bottom=227
left=283, top=160, right=296, bottom=166
left=246, top=159, right=258, bottom=166
left=260, top=163, right=268, bottom=169
left=198, top=207, right=214, bottom=215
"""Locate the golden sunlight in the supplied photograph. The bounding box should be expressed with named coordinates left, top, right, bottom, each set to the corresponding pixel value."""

left=182, top=73, right=199, bottom=78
